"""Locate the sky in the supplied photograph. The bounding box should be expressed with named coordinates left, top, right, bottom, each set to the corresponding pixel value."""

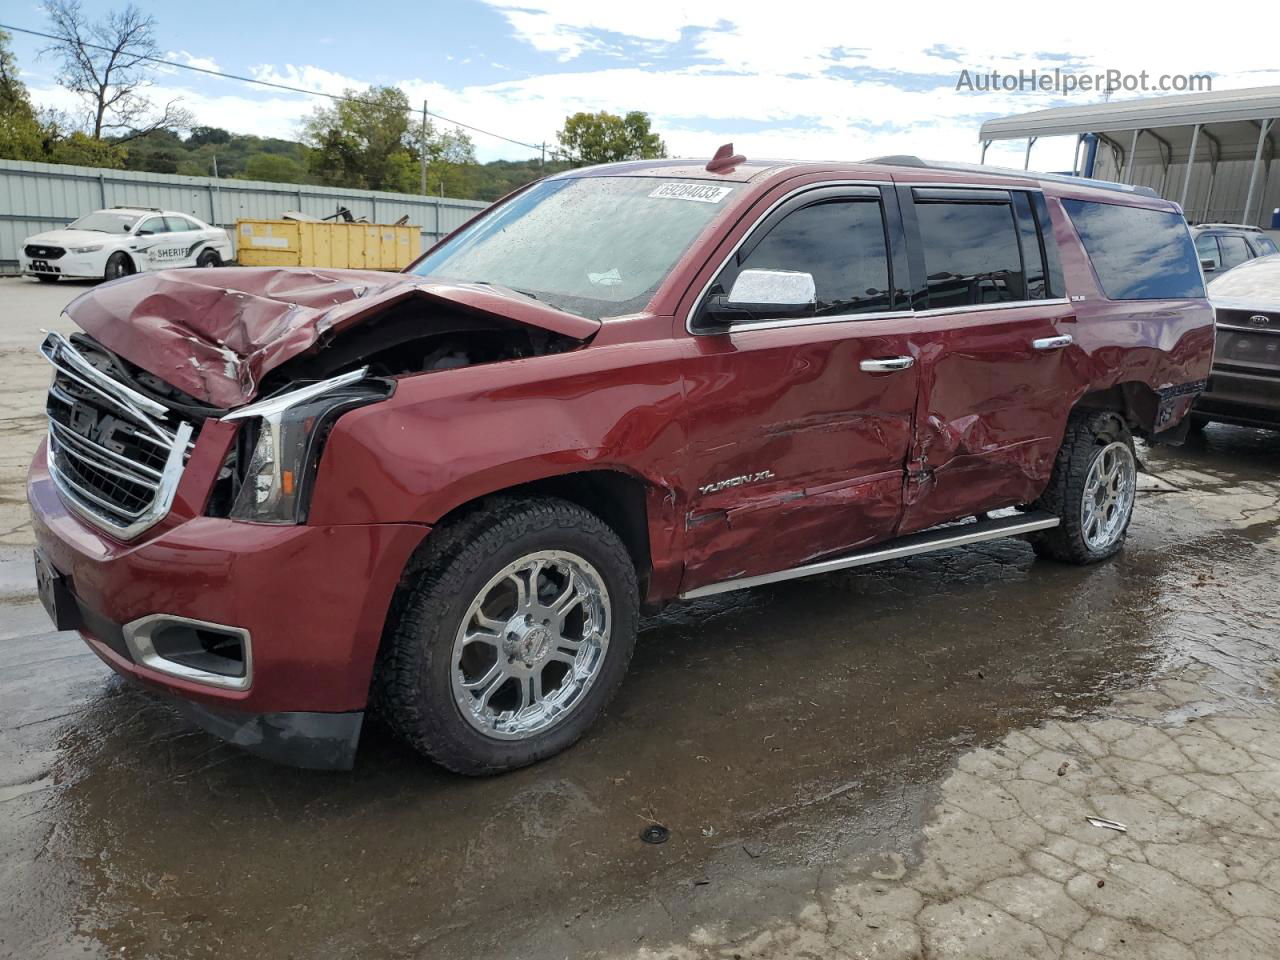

left=7, top=0, right=1280, bottom=174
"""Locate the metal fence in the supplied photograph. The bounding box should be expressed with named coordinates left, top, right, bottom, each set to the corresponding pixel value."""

left=0, top=157, right=491, bottom=275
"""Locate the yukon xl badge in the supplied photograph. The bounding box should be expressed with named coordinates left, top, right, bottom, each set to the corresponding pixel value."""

left=698, top=470, right=775, bottom=496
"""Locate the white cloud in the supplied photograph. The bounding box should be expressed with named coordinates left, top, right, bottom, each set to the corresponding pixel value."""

left=164, top=51, right=221, bottom=73
left=19, top=0, right=1280, bottom=175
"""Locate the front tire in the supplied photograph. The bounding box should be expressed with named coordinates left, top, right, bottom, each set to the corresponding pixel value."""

left=1032, top=411, right=1137, bottom=564
left=374, top=497, right=639, bottom=775
left=103, top=252, right=134, bottom=281
left=196, top=249, right=221, bottom=268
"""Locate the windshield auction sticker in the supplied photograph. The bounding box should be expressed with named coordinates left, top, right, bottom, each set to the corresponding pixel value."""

left=649, top=182, right=734, bottom=203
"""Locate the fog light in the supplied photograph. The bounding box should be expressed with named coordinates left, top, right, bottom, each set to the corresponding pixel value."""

left=123, top=615, right=253, bottom=691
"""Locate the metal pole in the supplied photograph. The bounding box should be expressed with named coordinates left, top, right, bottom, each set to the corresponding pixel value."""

left=1205, top=161, right=1217, bottom=221
left=1122, top=128, right=1141, bottom=183
left=540, top=142, right=546, bottom=167
left=1179, top=124, right=1201, bottom=209
left=1023, top=136, right=1036, bottom=170
left=980, top=139, right=990, bottom=164
left=1243, top=119, right=1273, bottom=225
left=1071, top=134, right=1082, bottom=176
left=420, top=101, right=429, bottom=196
left=1261, top=144, right=1274, bottom=225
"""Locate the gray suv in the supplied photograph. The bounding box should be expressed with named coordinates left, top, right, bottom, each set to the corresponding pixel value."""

left=1192, top=223, right=1279, bottom=276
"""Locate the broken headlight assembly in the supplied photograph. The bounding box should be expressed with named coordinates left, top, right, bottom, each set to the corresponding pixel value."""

left=220, top=368, right=390, bottom=524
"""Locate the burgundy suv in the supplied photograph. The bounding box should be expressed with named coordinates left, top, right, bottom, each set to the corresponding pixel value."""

left=28, top=150, right=1213, bottom=773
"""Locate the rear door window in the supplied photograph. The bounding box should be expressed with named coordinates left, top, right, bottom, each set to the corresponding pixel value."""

left=1062, top=199, right=1205, bottom=300
left=912, top=190, right=1025, bottom=308
left=1218, top=234, right=1252, bottom=271
left=164, top=216, right=196, bottom=233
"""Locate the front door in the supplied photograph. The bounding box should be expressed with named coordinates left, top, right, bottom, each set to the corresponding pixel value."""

left=679, top=185, right=919, bottom=593
left=894, top=184, right=1080, bottom=534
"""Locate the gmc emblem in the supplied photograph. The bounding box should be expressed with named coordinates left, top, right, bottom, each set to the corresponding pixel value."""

left=1250, top=315, right=1271, bottom=328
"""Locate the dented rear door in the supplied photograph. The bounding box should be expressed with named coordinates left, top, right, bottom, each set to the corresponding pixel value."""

left=894, top=184, right=1081, bottom=534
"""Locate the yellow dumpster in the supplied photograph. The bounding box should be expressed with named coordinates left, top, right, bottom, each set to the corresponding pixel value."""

left=235, top=219, right=421, bottom=270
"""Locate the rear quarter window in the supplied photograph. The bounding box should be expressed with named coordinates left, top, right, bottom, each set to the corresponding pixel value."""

left=1062, top=199, right=1204, bottom=300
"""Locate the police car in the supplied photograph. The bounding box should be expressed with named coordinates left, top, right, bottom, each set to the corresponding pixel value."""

left=21, top=207, right=234, bottom=282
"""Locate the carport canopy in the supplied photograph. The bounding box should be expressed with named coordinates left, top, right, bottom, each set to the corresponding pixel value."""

left=978, top=85, right=1280, bottom=222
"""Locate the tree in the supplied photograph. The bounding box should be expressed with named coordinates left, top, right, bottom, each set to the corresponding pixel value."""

left=242, top=152, right=308, bottom=184
left=303, top=86, right=419, bottom=192
left=421, top=123, right=477, bottom=196
left=187, top=126, right=231, bottom=147
left=0, top=30, right=47, bottom=160
left=302, top=86, right=476, bottom=194
left=555, top=111, right=666, bottom=166
left=41, top=0, right=191, bottom=141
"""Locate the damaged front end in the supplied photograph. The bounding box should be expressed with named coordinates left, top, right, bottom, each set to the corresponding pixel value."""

left=52, top=268, right=600, bottom=533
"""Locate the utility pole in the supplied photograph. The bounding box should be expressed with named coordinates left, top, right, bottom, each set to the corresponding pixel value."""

left=420, top=100, right=429, bottom=195
left=540, top=142, right=545, bottom=167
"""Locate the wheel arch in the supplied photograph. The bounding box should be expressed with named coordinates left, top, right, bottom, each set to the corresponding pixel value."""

left=428, top=467, right=658, bottom=599
left=1073, top=381, right=1166, bottom=438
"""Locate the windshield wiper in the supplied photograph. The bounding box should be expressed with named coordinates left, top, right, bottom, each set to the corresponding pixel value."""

left=471, top=280, right=540, bottom=302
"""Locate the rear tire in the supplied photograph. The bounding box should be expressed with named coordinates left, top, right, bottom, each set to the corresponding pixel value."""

left=1032, top=411, right=1137, bottom=565
left=104, top=252, right=134, bottom=281
left=373, top=497, right=639, bottom=775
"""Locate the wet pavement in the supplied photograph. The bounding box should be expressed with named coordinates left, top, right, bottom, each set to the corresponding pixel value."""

left=2, top=276, right=1280, bottom=959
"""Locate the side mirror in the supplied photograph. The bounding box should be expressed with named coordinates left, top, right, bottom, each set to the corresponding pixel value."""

left=1200, top=258, right=1218, bottom=272
left=702, top=268, right=817, bottom=323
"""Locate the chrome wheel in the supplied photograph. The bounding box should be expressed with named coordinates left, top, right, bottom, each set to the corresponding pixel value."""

left=1080, top=441, right=1135, bottom=552
left=452, top=550, right=611, bottom=741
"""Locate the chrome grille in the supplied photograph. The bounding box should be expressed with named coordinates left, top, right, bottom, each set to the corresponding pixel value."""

left=40, top=332, right=195, bottom=540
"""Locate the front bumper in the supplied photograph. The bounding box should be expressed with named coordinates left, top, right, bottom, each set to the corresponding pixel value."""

left=20, top=253, right=107, bottom=280
left=28, top=441, right=428, bottom=768
left=1194, top=368, right=1280, bottom=428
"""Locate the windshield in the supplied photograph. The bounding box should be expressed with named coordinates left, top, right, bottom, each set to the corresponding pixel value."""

left=409, top=177, right=737, bottom=319
left=68, top=211, right=140, bottom=234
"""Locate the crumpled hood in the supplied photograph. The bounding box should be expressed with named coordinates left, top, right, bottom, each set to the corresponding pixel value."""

left=63, top=267, right=602, bottom=408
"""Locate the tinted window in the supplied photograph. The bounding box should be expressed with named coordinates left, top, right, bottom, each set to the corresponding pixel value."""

left=723, top=198, right=891, bottom=317
left=915, top=200, right=1025, bottom=308
left=137, top=217, right=168, bottom=235
left=165, top=216, right=195, bottom=232
left=1063, top=200, right=1204, bottom=300
left=1011, top=192, right=1048, bottom=299
left=1255, top=236, right=1279, bottom=256
left=1219, top=235, right=1252, bottom=270
left=1195, top=234, right=1221, bottom=270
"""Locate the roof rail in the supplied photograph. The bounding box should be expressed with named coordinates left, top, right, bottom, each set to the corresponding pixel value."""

left=110, top=205, right=163, bottom=212
left=864, top=155, right=1161, bottom=199
left=1195, top=222, right=1263, bottom=231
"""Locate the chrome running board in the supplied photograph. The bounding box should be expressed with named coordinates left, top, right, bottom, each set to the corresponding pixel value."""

left=679, top=510, right=1061, bottom=600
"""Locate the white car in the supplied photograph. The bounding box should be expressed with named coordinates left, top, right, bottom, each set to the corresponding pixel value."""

left=21, top=207, right=234, bottom=283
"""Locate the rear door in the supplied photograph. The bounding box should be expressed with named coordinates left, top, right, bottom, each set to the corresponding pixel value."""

left=679, top=184, right=920, bottom=592
left=159, top=216, right=202, bottom=267
left=894, top=183, right=1081, bottom=534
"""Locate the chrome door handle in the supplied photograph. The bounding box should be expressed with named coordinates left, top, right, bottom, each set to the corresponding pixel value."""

left=1032, top=334, right=1073, bottom=351
left=859, top=356, right=915, bottom=372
